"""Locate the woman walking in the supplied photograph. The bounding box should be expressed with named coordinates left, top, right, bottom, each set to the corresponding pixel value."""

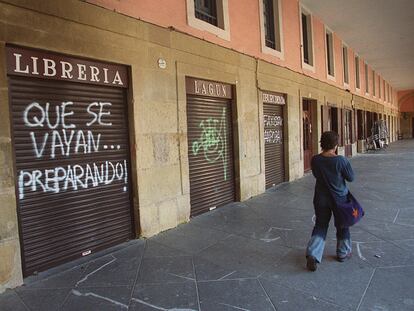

left=306, top=131, right=355, bottom=271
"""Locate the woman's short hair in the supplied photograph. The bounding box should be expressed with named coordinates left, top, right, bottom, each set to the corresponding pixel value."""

left=320, top=131, right=339, bottom=150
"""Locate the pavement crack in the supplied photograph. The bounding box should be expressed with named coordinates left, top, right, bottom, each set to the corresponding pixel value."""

left=127, top=240, right=147, bottom=310
left=356, top=242, right=367, bottom=261
left=217, top=271, right=237, bottom=280
left=218, top=302, right=251, bottom=310
left=75, top=255, right=116, bottom=287
left=131, top=297, right=197, bottom=310
left=13, top=291, right=31, bottom=311
left=393, top=209, right=401, bottom=223
left=356, top=268, right=376, bottom=311
left=260, top=237, right=281, bottom=243
left=271, top=226, right=293, bottom=231
left=192, top=257, right=201, bottom=311
left=258, top=278, right=277, bottom=311
left=71, top=289, right=128, bottom=309
left=395, top=222, right=414, bottom=228
left=167, top=272, right=195, bottom=281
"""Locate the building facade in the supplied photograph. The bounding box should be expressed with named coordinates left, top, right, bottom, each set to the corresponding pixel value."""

left=0, top=0, right=399, bottom=291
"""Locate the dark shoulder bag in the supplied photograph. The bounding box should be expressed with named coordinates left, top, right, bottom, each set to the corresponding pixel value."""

left=320, top=171, right=364, bottom=228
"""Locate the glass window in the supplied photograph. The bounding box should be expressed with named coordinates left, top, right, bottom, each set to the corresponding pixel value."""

left=373, top=71, right=376, bottom=96
left=355, top=56, right=360, bottom=89
left=263, top=0, right=281, bottom=51
left=301, top=10, right=313, bottom=66
left=343, top=45, right=349, bottom=84
left=379, top=77, right=381, bottom=99
left=326, top=30, right=334, bottom=76
left=195, top=0, right=218, bottom=26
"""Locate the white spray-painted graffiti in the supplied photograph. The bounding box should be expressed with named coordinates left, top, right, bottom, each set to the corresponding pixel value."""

left=192, top=108, right=228, bottom=180
left=23, top=102, right=113, bottom=158
left=18, top=100, right=128, bottom=199
left=18, top=160, right=128, bottom=199
left=264, top=129, right=282, bottom=144
left=264, top=114, right=282, bottom=127
left=264, top=114, right=283, bottom=144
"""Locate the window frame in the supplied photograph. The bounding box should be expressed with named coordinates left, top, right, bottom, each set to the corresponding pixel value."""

left=390, top=85, right=392, bottom=103
left=342, top=43, right=349, bottom=87
left=385, top=82, right=388, bottom=102
left=355, top=54, right=360, bottom=92
left=299, top=5, right=315, bottom=72
left=378, top=76, right=382, bottom=101
left=259, top=0, right=284, bottom=59
left=186, top=0, right=230, bottom=41
left=194, top=0, right=218, bottom=26
left=324, top=26, right=335, bottom=80
left=364, top=63, right=369, bottom=95
left=372, top=70, right=376, bottom=98
left=386, top=83, right=390, bottom=103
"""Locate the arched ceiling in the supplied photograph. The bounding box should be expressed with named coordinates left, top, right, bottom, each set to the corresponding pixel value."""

left=300, top=0, right=414, bottom=90
left=399, top=91, right=414, bottom=112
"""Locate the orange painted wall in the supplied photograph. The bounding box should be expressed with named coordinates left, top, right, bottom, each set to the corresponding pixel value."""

left=333, top=33, right=343, bottom=86
left=87, top=0, right=396, bottom=108
left=348, top=49, right=356, bottom=92
left=229, top=1, right=261, bottom=56
left=399, top=90, right=414, bottom=112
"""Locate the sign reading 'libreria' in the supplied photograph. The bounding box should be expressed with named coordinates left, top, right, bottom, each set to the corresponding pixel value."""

left=6, top=46, right=128, bottom=88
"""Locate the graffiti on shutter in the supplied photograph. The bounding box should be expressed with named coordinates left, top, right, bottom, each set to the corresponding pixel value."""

left=264, top=114, right=283, bottom=144
left=191, top=107, right=228, bottom=180
left=18, top=100, right=129, bottom=200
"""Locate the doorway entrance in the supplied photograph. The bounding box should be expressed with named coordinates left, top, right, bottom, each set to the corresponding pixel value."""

left=412, top=117, right=414, bottom=138
left=303, top=99, right=314, bottom=172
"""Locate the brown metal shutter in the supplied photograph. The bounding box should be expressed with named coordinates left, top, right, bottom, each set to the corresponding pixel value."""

left=186, top=95, right=235, bottom=216
left=338, top=108, right=344, bottom=146
left=344, top=109, right=352, bottom=157
left=264, top=103, right=285, bottom=189
left=10, top=76, right=133, bottom=276
left=352, top=109, right=357, bottom=143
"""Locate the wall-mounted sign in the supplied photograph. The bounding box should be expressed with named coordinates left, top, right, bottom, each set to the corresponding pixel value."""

left=186, top=78, right=232, bottom=99
left=262, top=91, right=285, bottom=105
left=6, top=46, right=128, bottom=88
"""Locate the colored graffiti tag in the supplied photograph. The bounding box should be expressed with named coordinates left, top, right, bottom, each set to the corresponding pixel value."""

left=192, top=108, right=228, bottom=180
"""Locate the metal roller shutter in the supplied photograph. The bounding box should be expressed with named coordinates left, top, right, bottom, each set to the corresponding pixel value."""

left=264, top=103, right=285, bottom=188
left=10, top=76, right=133, bottom=276
left=186, top=95, right=235, bottom=216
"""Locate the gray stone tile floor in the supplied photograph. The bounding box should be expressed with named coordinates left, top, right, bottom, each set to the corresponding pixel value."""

left=1, top=140, right=414, bottom=311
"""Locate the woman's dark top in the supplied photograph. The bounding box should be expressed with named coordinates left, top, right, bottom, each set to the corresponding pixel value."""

left=311, top=154, right=354, bottom=201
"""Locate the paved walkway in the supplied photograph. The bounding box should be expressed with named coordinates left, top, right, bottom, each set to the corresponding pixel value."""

left=1, top=140, right=414, bottom=311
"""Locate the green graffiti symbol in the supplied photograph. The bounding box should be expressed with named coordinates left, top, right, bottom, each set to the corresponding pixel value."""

left=192, top=108, right=228, bottom=180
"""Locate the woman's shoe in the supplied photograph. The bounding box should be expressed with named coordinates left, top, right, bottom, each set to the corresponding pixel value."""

left=306, top=256, right=317, bottom=271
left=337, top=252, right=352, bottom=262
